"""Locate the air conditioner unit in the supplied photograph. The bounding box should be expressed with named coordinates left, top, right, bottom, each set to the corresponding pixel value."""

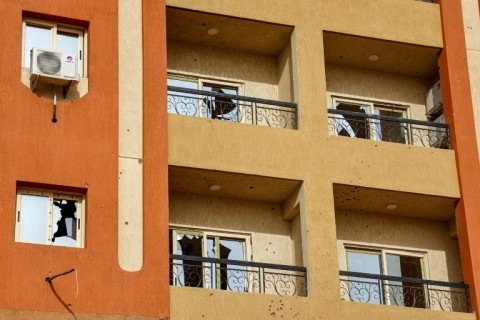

left=30, top=48, right=79, bottom=83
left=431, top=113, right=449, bottom=148
left=425, top=80, right=443, bottom=116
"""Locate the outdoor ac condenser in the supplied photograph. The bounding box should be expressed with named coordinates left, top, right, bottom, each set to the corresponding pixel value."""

left=425, top=80, right=443, bottom=116
left=30, top=48, right=79, bottom=82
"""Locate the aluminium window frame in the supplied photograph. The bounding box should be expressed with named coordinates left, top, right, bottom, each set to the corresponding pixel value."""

left=329, top=93, right=410, bottom=143
left=21, top=18, right=88, bottom=77
left=342, top=243, right=429, bottom=306
left=170, top=226, right=253, bottom=291
left=167, top=72, right=245, bottom=121
left=14, top=188, right=85, bottom=248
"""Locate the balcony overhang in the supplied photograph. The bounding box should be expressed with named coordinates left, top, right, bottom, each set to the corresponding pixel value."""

left=323, top=32, right=441, bottom=79
left=333, top=184, right=456, bottom=221
left=167, top=7, right=293, bottom=55
left=169, top=166, right=301, bottom=203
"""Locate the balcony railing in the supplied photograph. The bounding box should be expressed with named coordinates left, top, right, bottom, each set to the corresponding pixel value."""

left=328, top=109, right=450, bottom=149
left=167, top=86, right=298, bottom=129
left=170, top=254, right=308, bottom=297
left=339, top=271, right=471, bottom=313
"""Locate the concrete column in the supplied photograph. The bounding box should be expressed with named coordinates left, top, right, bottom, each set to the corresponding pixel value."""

left=118, top=0, right=144, bottom=272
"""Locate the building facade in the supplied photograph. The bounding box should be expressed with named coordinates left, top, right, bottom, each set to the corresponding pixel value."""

left=1, top=0, right=480, bottom=320
left=0, top=0, right=169, bottom=319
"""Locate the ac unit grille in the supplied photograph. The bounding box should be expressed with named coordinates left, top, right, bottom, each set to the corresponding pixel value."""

left=30, top=48, right=79, bottom=82
left=37, top=51, right=62, bottom=76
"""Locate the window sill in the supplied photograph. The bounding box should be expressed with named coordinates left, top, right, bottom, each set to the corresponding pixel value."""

left=21, top=67, right=88, bottom=101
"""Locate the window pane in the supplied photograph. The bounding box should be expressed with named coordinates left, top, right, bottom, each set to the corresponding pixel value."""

left=24, top=25, right=53, bottom=67
left=57, top=31, right=79, bottom=55
left=347, top=251, right=382, bottom=274
left=175, top=233, right=203, bottom=287
left=51, top=198, right=79, bottom=248
left=335, top=102, right=369, bottom=138
left=19, top=195, right=49, bottom=244
left=373, top=107, right=407, bottom=143
left=215, top=238, right=246, bottom=291
left=386, top=254, right=425, bottom=308
left=168, top=78, right=198, bottom=91
left=347, top=250, right=383, bottom=304
left=167, top=78, right=199, bottom=116
left=203, top=84, right=238, bottom=121
left=220, top=239, right=244, bottom=260
left=176, top=233, right=203, bottom=256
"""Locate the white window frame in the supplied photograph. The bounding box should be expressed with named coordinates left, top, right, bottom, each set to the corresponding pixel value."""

left=341, top=243, right=429, bottom=306
left=170, top=226, right=252, bottom=291
left=167, top=72, right=244, bottom=121
left=345, top=246, right=427, bottom=277
left=15, top=188, right=85, bottom=248
left=329, top=94, right=410, bottom=143
left=22, top=18, right=87, bottom=77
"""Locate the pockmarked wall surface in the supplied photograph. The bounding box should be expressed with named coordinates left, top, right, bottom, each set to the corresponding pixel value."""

left=0, top=0, right=169, bottom=318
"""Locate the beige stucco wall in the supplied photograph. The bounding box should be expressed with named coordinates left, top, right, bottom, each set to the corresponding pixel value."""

left=169, top=191, right=301, bottom=266
left=168, top=40, right=284, bottom=101
left=336, top=210, right=463, bottom=283
left=170, top=286, right=474, bottom=319
left=277, top=37, right=295, bottom=103
left=166, top=0, right=470, bottom=319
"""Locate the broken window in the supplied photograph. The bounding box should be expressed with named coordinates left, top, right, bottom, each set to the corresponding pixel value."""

left=15, top=188, right=85, bottom=248
left=332, top=97, right=409, bottom=144
left=167, top=73, right=243, bottom=121
left=170, top=228, right=249, bottom=291
left=202, top=83, right=239, bottom=121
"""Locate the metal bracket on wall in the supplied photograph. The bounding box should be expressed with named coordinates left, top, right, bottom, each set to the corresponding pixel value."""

left=31, top=74, right=40, bottom=92
left=63, top=81, right=73, bottom=99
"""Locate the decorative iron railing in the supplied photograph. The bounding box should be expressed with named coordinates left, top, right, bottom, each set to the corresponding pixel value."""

left=328, top=109, right=451, bottom=149
left=170, top=254, right=308, bottom=297
left=339, top=271, right=471, bottom=313
left=167, top=86, right=298, bottom=129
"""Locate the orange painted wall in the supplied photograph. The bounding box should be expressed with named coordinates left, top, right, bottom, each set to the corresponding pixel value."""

left=0, top=0, right=169, bottom=318
left=438, top=0, right=480, bottom=316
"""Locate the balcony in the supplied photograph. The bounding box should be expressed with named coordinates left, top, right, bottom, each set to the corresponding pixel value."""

left=327, top=108, right=450, bottom=149
left=167, top=7, right=297, bottom=130
left=339, top=271, right=470, bottom=313
left=334, top=184, right=467, bottom=314
left=323, top=32, right=447, bottom=149
left=170, top=254, right=307, bottom=296
left=169, top=167, right=306, bottom=298
left=168, top=86, right=297, bottom=129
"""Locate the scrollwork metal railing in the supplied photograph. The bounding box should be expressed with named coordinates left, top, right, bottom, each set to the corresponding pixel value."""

left=339, top=271, right=471, bottom=313
left=167, top=86, right=298, bottom=129
left=170, top=254, right=308, bottom=297
left=328, top=109, right=451, bottom=149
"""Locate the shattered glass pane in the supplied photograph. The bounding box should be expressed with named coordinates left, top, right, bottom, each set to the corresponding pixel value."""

left=335, top=102, right=369, bottom=138
left=203, top=84, right=238, bottom=121
left=176, top=233, right=203, bottom=287
left=52, top=198, right=78, bottom=247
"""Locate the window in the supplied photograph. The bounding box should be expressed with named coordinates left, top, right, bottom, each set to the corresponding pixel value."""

left=170, top=228, right=250, bottom=290
left=22, top=18, right=86, bottom=77
left=167, top=73, right=242, bottom=121
left=346, top=247, right=426, bottom=308
left=332, top=97, right=409, bottom=144
left=15, top=188, right=85, bottom=248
